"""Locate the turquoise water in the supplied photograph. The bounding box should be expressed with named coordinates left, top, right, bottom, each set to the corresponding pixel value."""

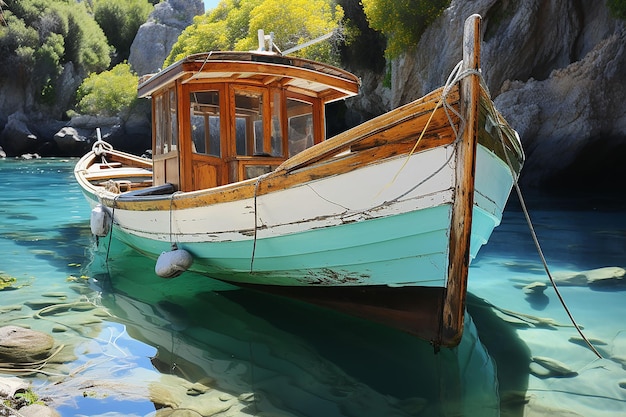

left=1, top=158, right=625, bottom=416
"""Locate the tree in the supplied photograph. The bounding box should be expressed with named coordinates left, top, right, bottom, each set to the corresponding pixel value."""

left=76, top=62, right=139, bottom=117
left=62, top=2, right=111, bottom=73
left=360, top=0, right=450, bottom=58
left=0, top=0, right=111, bottom=80
left=165, top=0, right=344, bottom=67
left=235, top=0, right=344, bottom=64
left=94, top=0, right=153, bottom=63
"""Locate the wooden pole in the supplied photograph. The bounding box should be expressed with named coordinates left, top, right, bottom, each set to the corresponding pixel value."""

left=439, top=14, right=481, bottom=347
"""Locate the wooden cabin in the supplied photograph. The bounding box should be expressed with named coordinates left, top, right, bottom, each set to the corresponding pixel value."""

left=137, top=51, right=360, bottom=192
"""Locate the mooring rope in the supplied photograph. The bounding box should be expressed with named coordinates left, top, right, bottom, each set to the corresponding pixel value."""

left=397, top=60, right=602, bottom=359
left=250, top=172, right=271, bottom=272
left=104, top=195, right=118, bottom=264
left=381, top=60, right=479, bottom=197
left=168, top=191, right=182, bottom=250
left=492, top=110, right=603, bottom=359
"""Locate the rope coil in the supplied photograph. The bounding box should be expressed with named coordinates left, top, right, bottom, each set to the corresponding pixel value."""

left=92, top=127, right=113, bottom=156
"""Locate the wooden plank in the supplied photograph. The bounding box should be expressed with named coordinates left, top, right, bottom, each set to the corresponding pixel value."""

left=440, top=14, right=482, bottom=347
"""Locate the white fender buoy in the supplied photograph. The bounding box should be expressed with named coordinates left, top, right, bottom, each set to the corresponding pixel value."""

left=90, top=204, right=111, bottom=237
left=155, top=243, right=193, bottom=278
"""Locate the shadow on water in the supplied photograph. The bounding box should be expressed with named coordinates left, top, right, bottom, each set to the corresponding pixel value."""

left=466, top=294, right=531, bottom=417
left=87, top=247, right=531, bottom=417
left=0, top=222, right=92, bottom=272
left=0, top=158, right=92, bottom=273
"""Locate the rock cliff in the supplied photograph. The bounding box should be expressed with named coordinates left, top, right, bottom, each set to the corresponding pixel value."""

left=129, top=0, right=204, bottom=76
left=375, top=0, right=626, bottom=189
left=1, top=0, right=624, bottom=191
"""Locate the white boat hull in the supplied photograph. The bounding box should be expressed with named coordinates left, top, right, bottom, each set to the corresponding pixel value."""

left=83, top=142, right=512, bottom=288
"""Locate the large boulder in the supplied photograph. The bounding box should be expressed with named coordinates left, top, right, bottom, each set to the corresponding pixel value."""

left=66, top=112, right=151, bottom=155
left=495, top=27, right=626, bottom=187
left=0, top=112, right=40, bottom=156
left=53, top=127, right=90, bottom=157
left=378, top=0, right=626, bottom=189
left=129, top=0, right=205, bottom=76
left=0, top=326, right=55, bottom=363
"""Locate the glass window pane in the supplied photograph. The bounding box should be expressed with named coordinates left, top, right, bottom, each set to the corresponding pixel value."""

left=154, top=94, right=164, bottom=155
left=271, top=91, right=283, bottom=156
left=169, top=88, right=178, bottom=150
left=190, top=91, right=220, bottom=157
left=287, top=98, right=313, bottom=157
left=234, top=90, right=263, bottom=156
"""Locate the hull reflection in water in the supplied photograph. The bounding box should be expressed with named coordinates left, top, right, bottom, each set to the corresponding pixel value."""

left=91, top=247, right=499, bottom=417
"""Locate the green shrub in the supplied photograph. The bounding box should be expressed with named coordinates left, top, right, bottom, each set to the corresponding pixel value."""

left=361, top=0, right=450, bottom=58
left=76, top=62, right=139, bottom=116
left=94, top=0, right=153, bottom=61
left=165, top=0, right=345, bottom=67
left=0, top=0, right=111, bottom=87
left=607, top=0, right=626, bottom=19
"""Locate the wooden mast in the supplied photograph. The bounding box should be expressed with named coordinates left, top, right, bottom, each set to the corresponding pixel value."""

left=439, top=14, right=482, bottom=347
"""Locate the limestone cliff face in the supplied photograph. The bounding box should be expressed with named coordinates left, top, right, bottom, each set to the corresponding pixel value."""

left=129, top=0, right=204, bottom=76
left=362, top=0, right=626, bottom=189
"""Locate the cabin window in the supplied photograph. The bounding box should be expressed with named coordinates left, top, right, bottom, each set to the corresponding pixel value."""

left=169, top=89, right=178, bottom=151
left=154, top=88, right=178, bottom=155
left=190, top=91, right=221, bottom=157
left=234, top=90, right=263, bottom=156
left=287, top=98, right=313, bottom=156
left=270, top=91, right=283, bottom=156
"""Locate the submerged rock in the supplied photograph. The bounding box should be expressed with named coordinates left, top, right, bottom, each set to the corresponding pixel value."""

left=0, top=304, right=22, bottom=313
left=552, top=266, right=626, bottom=286
left=0, top=272, right=18, bottom=290
left=522, top=397, right=585, bottom=417
left=155, top=409, right=202, bottom=417
left=568, top=336, right=608, bottom=347
left=24, top=299, right=66, bottom=310
left=16, top=404, right=61, bottom=417
left=530, top=356, right=578, bottom=378
left=148, top=373, right=251, bottom=416
left=0, top=325, right=55, bottom=363
left=522, top=281, right=548, bottom=294
left=610, top=355, right=626, bottom=369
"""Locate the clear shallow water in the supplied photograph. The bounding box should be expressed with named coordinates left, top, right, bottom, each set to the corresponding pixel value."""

left=0, top=158, right=625, bottom=416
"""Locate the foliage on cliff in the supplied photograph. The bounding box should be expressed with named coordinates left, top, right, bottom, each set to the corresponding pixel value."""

left=164, top=0, right=346, bottom=67
left=93, top=0, right=153, bottom=63
left=360, top=0, right=450, bottom=58
left=75, top=62, right=139, bottom=117
left=607, top=0, right=626, bottom=19
left=0, top=0, right=111, bottom=95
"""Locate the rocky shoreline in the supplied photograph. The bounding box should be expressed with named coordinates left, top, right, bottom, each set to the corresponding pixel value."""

left=0, top=109, right=152, bottom=159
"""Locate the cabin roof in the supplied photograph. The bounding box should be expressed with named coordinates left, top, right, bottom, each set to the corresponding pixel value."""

left=137, top=51, right=360, bottom=103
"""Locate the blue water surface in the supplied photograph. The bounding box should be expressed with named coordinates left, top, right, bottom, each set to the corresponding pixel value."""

left=0, top=158, right=625, bottom=416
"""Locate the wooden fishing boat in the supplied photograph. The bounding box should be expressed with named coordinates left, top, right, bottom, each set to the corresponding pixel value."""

left=75, top=14, right=524, bottom=347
